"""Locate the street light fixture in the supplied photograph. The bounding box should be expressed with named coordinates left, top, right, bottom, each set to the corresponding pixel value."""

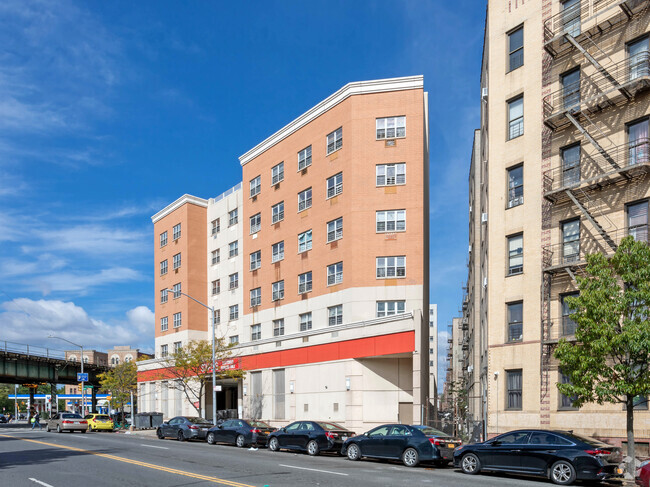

left=164, top=289, right=218, bottom=425
left=48, top=335, right=86, bottom=416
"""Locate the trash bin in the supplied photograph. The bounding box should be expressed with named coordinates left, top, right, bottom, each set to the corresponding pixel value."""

left=150, top=412, right=163, bottom=429
left=134, top=412, right=151, bottom=429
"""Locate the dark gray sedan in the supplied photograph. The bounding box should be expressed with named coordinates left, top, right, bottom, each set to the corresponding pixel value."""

left=156, top=416, right=213, bottom=441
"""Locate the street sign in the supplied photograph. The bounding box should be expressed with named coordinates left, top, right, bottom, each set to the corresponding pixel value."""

left=83, top=385, right=93, bottom=390
left=213, top=385, right=222, bottom=392
left=77, top=373, right=88, bottom=382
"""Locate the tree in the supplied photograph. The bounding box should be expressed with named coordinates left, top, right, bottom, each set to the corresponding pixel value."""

left=98, top=360, right=137, bottom=418
left=555, top=236, right=650, bottom=477
left=157, top=339, right=244, bottom=417
left=446, top=378, right=469, bottom=439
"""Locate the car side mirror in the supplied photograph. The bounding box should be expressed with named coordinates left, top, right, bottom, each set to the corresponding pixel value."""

left=218, top=425, right=223, bottom=429
left=281, top=427, right=286, bottom=433
left=363, top=432, right=368, bottom=436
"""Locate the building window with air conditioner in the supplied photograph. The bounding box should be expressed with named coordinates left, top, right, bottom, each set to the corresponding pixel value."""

left=376, top=163, right=406, bottom=186
left=271, top=201, right=284, bottom=224
left=376, top=116, right=406, bottom=140
left=272, top=161, right=284, bottom=185
left=326, top=127, right=343, bottom=155
left=298, top=271, right=312, bottom=294
left=507, top=164, right=523, bottom=208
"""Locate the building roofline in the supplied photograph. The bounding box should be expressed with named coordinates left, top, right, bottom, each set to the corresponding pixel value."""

left=151, top=194, right=208, bottom=224
left=238, top=75, right=424, bottom=166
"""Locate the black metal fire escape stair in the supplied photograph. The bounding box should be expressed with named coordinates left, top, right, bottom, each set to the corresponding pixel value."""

left=565, top=189, right=618, bottom=252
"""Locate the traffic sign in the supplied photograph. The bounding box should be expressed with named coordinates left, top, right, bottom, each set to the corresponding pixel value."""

left=77, top=373, right=88, bottom=382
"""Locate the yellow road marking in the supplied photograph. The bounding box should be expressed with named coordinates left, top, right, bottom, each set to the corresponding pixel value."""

left=0, top=434, right=256, bottom=487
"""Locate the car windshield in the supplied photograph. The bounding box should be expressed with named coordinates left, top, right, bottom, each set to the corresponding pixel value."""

left=94, top=415, right=110, bottom=420
left=317, top=422, right=346, bottom=431
left=249, top=420, right=271, bottom=428
left=186, top=417, right=210, bottom=424
left=560, top=432, right=610, bottom=447
left=61, top=414, right=82, bottom=419
left=412, top=426, right=450, bottom=437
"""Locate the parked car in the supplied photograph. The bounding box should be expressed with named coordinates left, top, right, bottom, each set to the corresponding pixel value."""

left=268, top=421, right=354, bottom=456
left=46, top=412, right=88, bottom=433
left=156, top=416, right=213, bottom=441
left=0, top=415, right=7, bottom=424
left=84, top=413, right=114, bottom=432
left=637, top=459, right=650, bottom=487
left=454, top=429, right=623, bottom=485
left=206, top=419, right=275, bottom=447
left=411, top=425, right=462, bottom=465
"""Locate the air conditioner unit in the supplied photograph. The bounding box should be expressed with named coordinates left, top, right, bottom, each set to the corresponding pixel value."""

left=483, top=277, right=488, bottom=288
left=467, top=365, right=474, bottom=373
left=481, top=213, right=488, bottom=223
left=469, top=205, right=472, bottom=213
left=468, top=244, right=472, bottom=253
left=481, top=87, right=488, bottom=100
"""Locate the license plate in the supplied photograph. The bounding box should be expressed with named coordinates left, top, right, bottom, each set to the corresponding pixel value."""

left=202, top=428, right=209, bottom=431
left=341, top=436, right=348, bottom=441
left=447, top=443, right=456, bottom=449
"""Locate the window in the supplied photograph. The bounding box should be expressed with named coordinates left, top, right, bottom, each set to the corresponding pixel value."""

left=562, top=0, right=581, bottom=38
left=160, top=231, right=168, bottom=247
left=211, top=249, right=220, bottom=265
left=250, top=175, right=261, bottom=198
left=377, top=301, right=406, bottom=317
left=562, top=144, right=581, bottom=186
left=628, top=36, right=649, bottom=81
left=376, top=163, right=406, bottom=186
left=273, top=319, right=284, bottom=337
left=327, top=217, right=343, bottom=242
left=214, top=309, right=220, bottom=324
left=327, top=262, right=343, bottom=286
left=250, top=287, right=261, bottom=307
left=161, top=344, right=168, bottom=358
left=327, top=172, right=343, bottom=198
left=300, top=312, right=312, bottom=331
left=173, top=312, right=182, bottom=328
left=211, top=219, right=220, bottom=235
left=160, top=289, right=168, bottom=304
left=229, top=305, right=239, bottom=321
left=250, top=213, right=261, bottom=234
left=272, top=201, right=284, bottom=224
left=508, top=26, right=524, bottom=71
left=559, top=372, right=578, bottom=410
left=298, top=188, right=312, bottom=211
left=272, top=241, right=284, bottom=262
left=160, top=260, right=168, bottom=275
left=173, top=223, right=181, bottom=241
left=272, top=161, right=284, bottom=185
left=229, top=241, right=238, bottom=258
left=229, top=273, right=239, bottom=290
left=562, top=219, right=580, bottom=263
left=508, top=96, right=524, bottom=140
left=628, top=200, right=648, bottom=242
left=376, top=116, right=406, bottom=139
left=172, top=282, right=181, bottom=299
left=328, top=305, right=343, bottom=326
left=298, top=271, right=312, bottom=294
left=228, top=208, right=238, bottom=226
left=173, top=253, right=181, bottom=270
left=507, top=302, right=523, bottom=342
left=229, top=336, right=239, bottom=345
left=561, top=68, right=580, bottom=110
left=272, top=280, right=284, bottom=301
left=507, top=234, right=523, bottom=275
left=628, top=119, right=649, bottom=166
left=298, top=145, right=312, bottom=170
left=298, top=230, right=312, bottom=253
left=376, top=210, right=406, bottom=232
left=160, top=316, right=168, bottom=332
left=250, top=250, right=261, bottom=270
left=212, top=279, right=220, bottom=296
left=251, top=324, right=261, bottom=341
left=173, top=341, right=182, bottom=353
left=327, top=127, right=343, bottom=154
left=376, top=256, right=406, bottom=278
left=561, top=293, right=579, bottom=336
left=507, top=165, right=523, bottom=208
left=506, top=369, right=523, bottom=410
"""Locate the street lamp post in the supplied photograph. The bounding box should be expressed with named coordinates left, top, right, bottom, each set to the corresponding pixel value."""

left=48, top=336, right=85, bottom=416
left=165, top=289, right=217, bottom=425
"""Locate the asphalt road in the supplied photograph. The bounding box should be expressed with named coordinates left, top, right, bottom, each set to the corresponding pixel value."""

left=0, top=423, right=624, bottom=487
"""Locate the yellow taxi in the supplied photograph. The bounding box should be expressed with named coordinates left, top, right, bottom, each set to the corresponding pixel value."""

left=84, top=413, right=114, bottom=432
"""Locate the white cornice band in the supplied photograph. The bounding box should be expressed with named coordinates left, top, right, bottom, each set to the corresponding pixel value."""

left=151, top=194, right=208, bottom=224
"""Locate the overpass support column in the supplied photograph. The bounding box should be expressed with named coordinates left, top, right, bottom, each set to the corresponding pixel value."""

left=91, top=387, right=97, bottom=414
left=50, top=383, right=57, bottom=415
left=29, top=388, right=35, bottom=416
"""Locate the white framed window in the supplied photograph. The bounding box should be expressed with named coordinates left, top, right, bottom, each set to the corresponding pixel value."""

left=273, top=319, right=284, bottom=337
left=507, top=165, right=524, bottom=208
left=250, top=213, right=261, bottom=234
left=300, top=312, right=312, bottom=331
left=160, top=316, right=168, bottom=331
left=298, top=188, right=312, bottom=212
left=229, top=208, right=238, bottom=226
left=328, top=305, right=343, bottom=326
left=376, top=301, right=406, bottom=317
left=229, top=336, right=239, bottom=345
left=327, top=172, right=343, bottom=198
left=229, top=273, right=239, bottom=290
left=250, top=250, right=261, bottom=270
left=376, top=163, right=406, bottom=186
left=327, top=217, right=343, bottom=242
left=172, top=282, right=181, bottom=299
left=211, top=249, right=220, bottom=265
left=376, top=256, right=406, bottom=278
left=298, top=230, right=312, bottom=253
left=229, top=305, right=239, bottom=321
left=229, top=241, right=238, bottom=258
left=173, top=341, right=182, bottom=353
left=214, top=309, right=220, bottom=324
left=173, top=312, right=182, bottom=328
left=327, top=262, right=343, bottom=286
left=298, top=145, right=312, bottom=170
left=212, top=279, right=220, bottom=296
left=250, top=175, right=261, bottom=198
left=508, top=26, right=524, bottom=71
left=251, top=324, right=261, bottom=341
left=160, top=344, right=168, bottom=357
left=508, top=234, right=524, bottom=275
left=173, top=223, right=181, bottom=240
left=160, top=289, right=168, bottom=304
left=508, top=96, right=524, bottom=140
left=160, top=231, right=168, bottom=247
left=298, top=271, right=312, bottom=294
left=376, top=116, right=406, bottom=140
left=272, top=280, right=284, bottom=301
left=272, top=201, right=284, bottom=224
left=160, top=260, right=168, bottom=275
left=250, top=287, right=261, bottom=307
left=272, top=241, right=284, bottom=262
left=376, top=210, right=406, bottom=232
left=272, top=161, right=284, bottom=185
left=327, top=127, right=343, bottom=154
left=172, top=253, right=181, bottom=270
left=211, top=219, right=220, bottom=235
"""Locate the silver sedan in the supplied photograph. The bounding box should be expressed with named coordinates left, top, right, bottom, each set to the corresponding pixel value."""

left=46, top=412, right=88, bottom=433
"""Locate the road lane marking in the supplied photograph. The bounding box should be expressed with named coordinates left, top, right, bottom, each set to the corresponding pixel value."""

left=139, top=443, right=169, bottom=450
left=1, top=435, right=255, bottom=487
left=279, top=463, right=349, bottom=476
left=29, top=479, right=54, bottom=487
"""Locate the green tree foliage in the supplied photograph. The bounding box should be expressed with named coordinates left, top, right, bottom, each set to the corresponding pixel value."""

left=555, top=236, right=650, bottom=476
left=98, top=361, right=137, bottom=415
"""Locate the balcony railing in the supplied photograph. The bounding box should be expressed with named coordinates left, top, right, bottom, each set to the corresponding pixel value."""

left=543, top=318, right=579, bottom=343
left=0, top=340, right=66, bottom=360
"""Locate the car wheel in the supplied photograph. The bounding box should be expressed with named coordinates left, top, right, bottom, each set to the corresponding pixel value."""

left=46, top=424, right=50, bottom=432
left=461, top=453, right=481, bottom=475
left=156, top=429, right=164, bottom=440
left=550, top=460, right=576, bottom=485
left=57, top=425, right=62, bottom=434
left=177, top=430, right=185, bottom=442
left=346, top=443, right=361, bottom=461
left=269, top=437, right=280, bottom=452
left=307, top=440, right=320, bottom=456
left=402, top=447, right=419, bottom=467
left=206, top=432, right=217, bottom=445
left=236, top=435, right=246, bottom=448
left=81, top=429, right=87, bottom=434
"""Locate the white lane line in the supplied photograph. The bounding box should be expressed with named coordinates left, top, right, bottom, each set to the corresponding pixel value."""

left=279, top=464, right=349, bottom=476
left=29, top=479, right=54, bottom=487
left=139, top=443, right=169, bottom=450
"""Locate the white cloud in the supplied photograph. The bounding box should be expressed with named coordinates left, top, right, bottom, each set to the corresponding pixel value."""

left=30, top=267, right=144, bottom=296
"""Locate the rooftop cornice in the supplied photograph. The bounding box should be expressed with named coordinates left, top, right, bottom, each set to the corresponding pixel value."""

left=151, top=194, right=208, bottom=223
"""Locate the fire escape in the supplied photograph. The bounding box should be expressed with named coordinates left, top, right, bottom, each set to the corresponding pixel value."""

left=540, top=0, right=650, bottom=402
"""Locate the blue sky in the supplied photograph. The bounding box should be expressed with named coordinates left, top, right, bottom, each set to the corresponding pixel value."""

left=0, top=1, right=485, bottom=389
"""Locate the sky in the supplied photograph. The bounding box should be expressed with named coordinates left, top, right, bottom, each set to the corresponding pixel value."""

left=0, top=0, right=486, bottom=390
